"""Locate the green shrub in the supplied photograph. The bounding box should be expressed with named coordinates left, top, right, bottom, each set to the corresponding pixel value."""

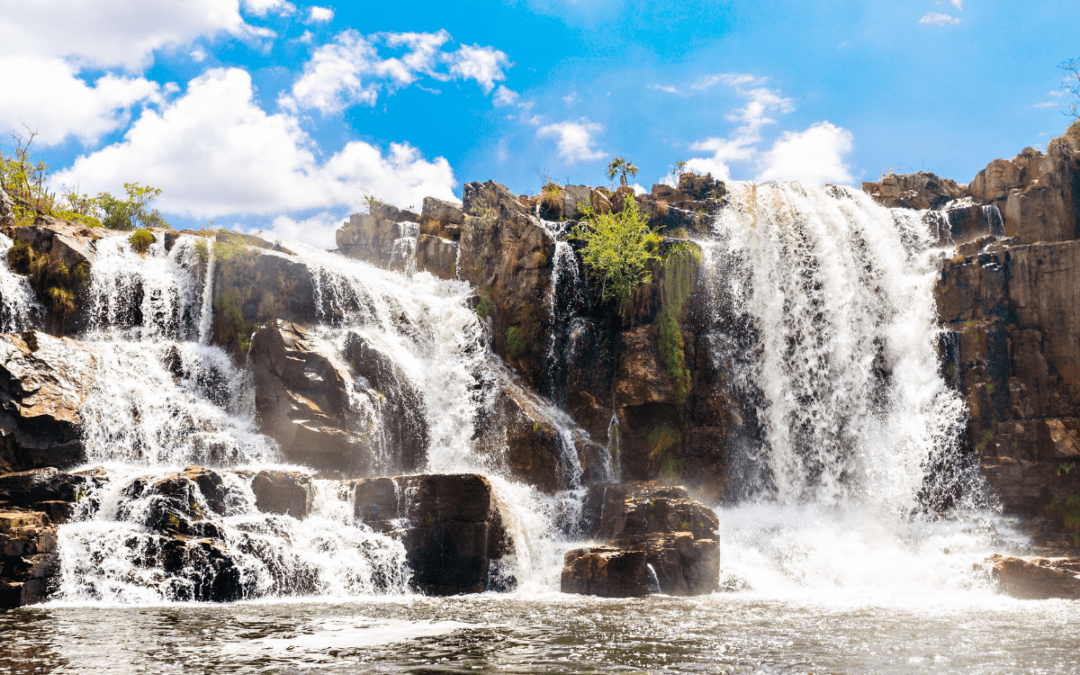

left=128, top=229, right=154, bottom=255
left=573, top=198, right=659, bottom=317
left=656, top=242, right=702, bottom=405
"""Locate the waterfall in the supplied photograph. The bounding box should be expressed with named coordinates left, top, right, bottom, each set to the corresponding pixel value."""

left=0, top=232, right=42, bottom=332
left=49, top=233, right=573, bottom=602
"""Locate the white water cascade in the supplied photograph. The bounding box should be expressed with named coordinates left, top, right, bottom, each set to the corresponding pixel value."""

left=0, top=232, right=42, bottom=332
left=51, top=232, right=575, bottom=602
left=700, top=182, right=1024, bottom=599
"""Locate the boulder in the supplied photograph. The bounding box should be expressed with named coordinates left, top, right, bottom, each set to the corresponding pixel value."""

left=118, top=468, right=231, bottom=539
left=370, top=199, right=420, bottom=224
left=0, top=331, right=95, bottom=473
left=335, top=213, right=399, bottom=265
left=561, top=546, right=651, bottom=598
left=564, top=482, right=720, bottom=597
left=420, top=197, right=465, bottom=240
left=353, top=473, right=513, bottom=595
left=249, top=321, right=360, bottom=472
left=0, top=467, right=88, bottom=504
left=860, top=171, right=965, bottom=210
left=0, top=510, right=59, bottom=609
left=982, top=555, right=1080, bottom=599
left=476, top=381, right=562, bottom=494
left=416, top=234, right=458, bottom=279
left=251, top=469, right=314, bottom=518
left=969, top=159, right=1023, bottom=204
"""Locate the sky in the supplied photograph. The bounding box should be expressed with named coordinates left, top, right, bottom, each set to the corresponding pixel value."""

left=0, top=0, right=1077, bottom=248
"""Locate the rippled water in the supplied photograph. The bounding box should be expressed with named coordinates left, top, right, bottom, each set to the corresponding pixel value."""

left=4, top=594, right=1079, bottom=674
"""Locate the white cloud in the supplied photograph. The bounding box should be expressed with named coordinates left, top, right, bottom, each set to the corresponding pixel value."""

left=281, top=30, right=511, bottom=113
left=0, top=0, right=269, bottom=72
left=1050, top=90, right=1065, bottom=97
left=0, top=57, right=166, bottom=147
left=683, top=74, right=794, bottom=180
left=951, top=0, right=963, bottom=9
left=190, top=47, right=209, bottom=63
left=53, top=68, right=458, bottom=234
left=649, top=84, right=681, bottom=94
left=537, top=119, right=605, bottom=162
left=445, top=44, right=511, bottom=94
left=264, top=212, right=342, bottom=249
left=756, top=122, right=855, bottom=185
left=1034, top=101, right=1058, bottom=109
left=919, top=12, right=961, bottom=26
left=493, top=86, right=520, bottom=106
left=307, top=6, right=335, bottom=22
left=243, top=0, right=295, bottom=17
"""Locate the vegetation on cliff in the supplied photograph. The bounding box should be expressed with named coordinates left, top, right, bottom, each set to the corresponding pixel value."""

left=573, top=199, right=659, bottom=317
left=656, top=241, right=702, bottom=405
left=1, top=131, right=169, bottom=230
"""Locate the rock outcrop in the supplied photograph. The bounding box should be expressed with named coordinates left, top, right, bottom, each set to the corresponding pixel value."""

left=563, top=482, right=720, bottom=597
left=980, top=554, right=1080, bottom=599
left=0, top=510, right=59, bottom=609
left=353, top=473, right=513, bottom=595
left=0, top=331, right=95, bottom=473
left=251, top=469, right=315, bottom=518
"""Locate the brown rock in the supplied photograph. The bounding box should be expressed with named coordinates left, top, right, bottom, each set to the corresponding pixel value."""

left=969, top=159, right=1023, bottom=204
left=335, top=213, right=399, bottom=265
left=251, top=469, right=314, bottom=518
left=982, top=554, right=1080, bottom=599
left=861, top=172, right=964, bottom=210
left=0, top=187, right=14, bottom=228
left=561, top=546, right=651, bottom=597
left=0, top=331, right=95, bottom=473
left=353, top=473, right=513, bottom=595
left=416, top=234, right=458, bottom=279
left=420, top=197, right=465, bottom=240
left=0, top=510, right=59, bottom=609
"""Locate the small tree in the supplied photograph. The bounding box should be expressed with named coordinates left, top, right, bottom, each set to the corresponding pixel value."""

left=1060, top=58, right=1080, bottom=120
left=606, top=156, right=639, bottom=188
left=573, top=198, right=659, bottom=318
left=97, top=183, right=169, bottom=231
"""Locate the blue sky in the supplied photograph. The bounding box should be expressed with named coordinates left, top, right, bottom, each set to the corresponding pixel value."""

left=1, top=0, right=1076, bottom=247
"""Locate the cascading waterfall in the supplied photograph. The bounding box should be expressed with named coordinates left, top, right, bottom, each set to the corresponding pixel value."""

left=0, top=232, right=42, bottom=332
left=52, top=232, right=574, bottom=602
left=701, top=181, right=1021, bottom=597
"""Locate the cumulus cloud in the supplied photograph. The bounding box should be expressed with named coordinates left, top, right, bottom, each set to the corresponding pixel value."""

left=0, top=57, right=167, bottom=146
left=53, top=68, right=457, bottom=231
left=919, top=12, right=961, bottom=26
left=0, top=0, right=269, bottom=72
left=536, top=119, right=605, bottom=162
left=756, top=122, right=855, bottom=185
left=493, top=86, right=520, bottom=106
left=683, top=74, right=793, bottom=180
left=280, top=30, right=511, bottom=113
left=264, top=211, right=343, bottom=250
left=445, top=44, right=511, bottom=94
left=243, top=0, right=295, bottom=17
left=951, top=0, right=963, bottom=9
left=307, top=6, right=335, bottom=22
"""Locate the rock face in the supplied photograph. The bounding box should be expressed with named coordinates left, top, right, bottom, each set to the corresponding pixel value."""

left=251, top=469, right=314, bottom=518
left=0, top=187, right=14, bottom=228
left=0, top=331, right=95, bottom=473
left=860, top=171, right=965, bottom=210
left=981, top=554, right=1080, bottom=599
left=353, top=473, right=513, bottom=595
left=0, top=510, right=59, bottom=609
left=563, top=482, right=720, bottom=597
left=561, top=547, right=651, bottom=597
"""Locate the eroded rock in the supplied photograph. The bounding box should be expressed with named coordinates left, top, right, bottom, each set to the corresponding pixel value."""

left=251, top=469, right=314, bottom=518
left=0, top=510, right=58, bottom=609
left=561, top=546, right=651, bottom=598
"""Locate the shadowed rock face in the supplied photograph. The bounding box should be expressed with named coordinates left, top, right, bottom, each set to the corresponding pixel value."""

left=353, top=473, right=513, bottom=595
left=251, top=469, right=315, bottom=518
left=0, top=331, right=95, bottom=473
left=0, top=510, right=59, bottom=609
left=564, top=481, right=720, bottom=597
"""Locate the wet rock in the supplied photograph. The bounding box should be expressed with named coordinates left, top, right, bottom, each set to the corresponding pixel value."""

left=982, top=554, right=1080, bottom=599
left=119, top=468, right=230, bottom=539
left=0, top=510, right=59, bottom=609
left=0, top=467, right=88, bottom=504
left=249, top=320, right=359, bottom=473
left=0, top=187, right=13, bottom=228
left=561, top=546, right=651, bottom=598
left=0, top=331, right=95, bottom=473
left=251, top=469, right=314, bottom=518
left=566, top=482, right=720, bottom=597
left=420, top=197, right=465, bottom=240
left=416, top=234, right=458, bottom=279
left=477, top=381, right=562, bottom=494
left=352, top=473, right=513, bottom=595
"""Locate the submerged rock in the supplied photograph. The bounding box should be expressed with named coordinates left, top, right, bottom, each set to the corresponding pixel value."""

left=561, top=546, right=651, bottom=598
left=0, top=331, right=95, bottom=473
left=564, top=481, right=720, bottom=597
left=352, top=473, right=513, bottom=595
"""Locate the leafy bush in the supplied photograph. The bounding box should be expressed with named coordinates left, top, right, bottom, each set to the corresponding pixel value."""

left=128, top=229, right=155, bottom=255
left=573, top=198, right=659, bottom=317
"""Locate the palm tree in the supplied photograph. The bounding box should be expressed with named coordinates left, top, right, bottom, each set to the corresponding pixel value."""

left=606, top=156, right=639, bottom=187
